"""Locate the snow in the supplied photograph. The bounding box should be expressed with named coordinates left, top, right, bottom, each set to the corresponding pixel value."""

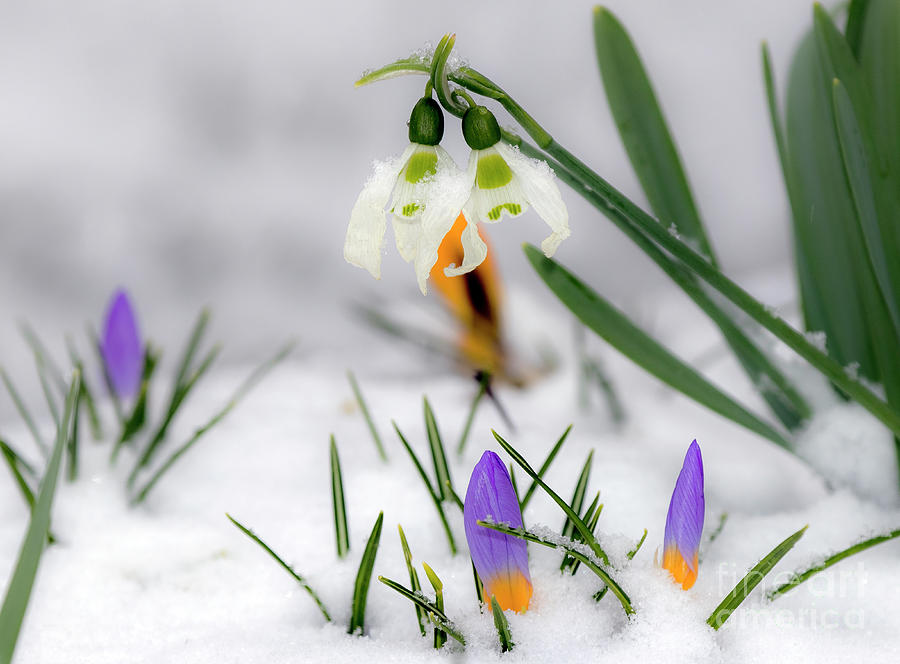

left=2, top=288, right=899, bottom=664
left=2, top=0, right=898, bottom=661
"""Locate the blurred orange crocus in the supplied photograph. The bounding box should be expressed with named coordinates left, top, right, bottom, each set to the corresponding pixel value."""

left=430, top=213, right=506, bottom=376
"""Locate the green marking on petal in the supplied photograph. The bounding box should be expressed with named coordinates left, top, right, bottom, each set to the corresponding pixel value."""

left=487, top=203, right=521, bottom=221
left=401, top=203, right=421, bottom=217
left=476, top=153, right=513, bottom=190
left=404, top=151, right=438, bottom=184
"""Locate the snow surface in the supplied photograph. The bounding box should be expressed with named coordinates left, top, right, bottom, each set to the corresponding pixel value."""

left=1, top=288, right=899, bottom=664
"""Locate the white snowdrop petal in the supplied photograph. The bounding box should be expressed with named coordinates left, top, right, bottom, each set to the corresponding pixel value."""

left=390, top=144, right=439, bottom=220
left=343, top=147, right=413, bottom=278
left=467, top=146, right=530, bottom=224
left=498, top=142, right=570, bottom=256
left=391, top=216, right=421, bottom=263
left=444, top=212, right=488, bottom=278
left=413, top=161, right=472, bottom=294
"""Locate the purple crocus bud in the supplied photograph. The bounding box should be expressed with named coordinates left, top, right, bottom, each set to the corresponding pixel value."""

left=100, top=289, right=143, bottom=399
left=463, top=450, right=532, bottom=612
left=661, top=439, right=705, bottom=590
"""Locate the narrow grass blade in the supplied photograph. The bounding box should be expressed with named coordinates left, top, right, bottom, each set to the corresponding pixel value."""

left=626, top=529, right=648, bottom=560
left=128, top=343, right=220, bottom=486
left=226, top=513, right=331, bottom=622
left=0, top=368, right=48, bottom=456
left=19, top=324, right=67, bottom=396
left=520, top=424, right=572, bottom=511
left=701, top=512, right=729, bottom=563
left=348, top=511, right=384, bottom=635
left=174, top=308, right=212, bottom=389
left=67, top=388, right=80, bottom=483
left=66, top=337, right=102, bottom=441
left=424, top=397, right=453, bottom=501
left=508, top=466, right=520, bottom=507
left=353, top=302, right=461, bottom=364
left=580, top=351, right=626, bottom=424
left=32, top=356, right=60, bottom=426
left=347, top=371, right=388, bottom=462
left=471, top=562, right=484, bottom=605
left=561, top=451, right=593, bottom=539
left=567, top=493, right=602, bottom=574
left=397, top=525, right=426, bottom=636
left=707, top=525, right=807, bottom=630
left=492, top=430, right=610, bottom=565
left=377, top=576, right=466, bottom=645
left=477, top=520, right=633, bottom=616
left=593, top=7, right=713, bottom=260
left=445, top=480, right=464, bottom=513
left=393, top=423, right=457, bottom=554
left=330, top=435, right=350, bottom=558
left=490, top=596, right=514, bottom=653
left=768, top=528, right=900, bottom=600
left=127, top=311, right=216, bottom=484
left=114, top=347, right=159, bottom=461
left=525, top=248, right=793, bottom=450
left=86, top=325, right=124, bottom=426
left=0, top=371, right=78, bottom=664
left=456, top=372, right=489, bottom=457
left=422, top=563, right=446, bottom=649
left=131, top=343, right=292, bottom=504
left=0, top=441, right=37, bottom=508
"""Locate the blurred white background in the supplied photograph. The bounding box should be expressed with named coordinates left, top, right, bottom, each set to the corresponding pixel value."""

left=0, top=0, right=816, bottom=394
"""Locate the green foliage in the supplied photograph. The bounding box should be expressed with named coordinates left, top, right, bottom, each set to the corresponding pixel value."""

left=424, top=398, right=454, bottom=501
left=397, top=526, right=426, bottom=636
left=0, top=372, right=79, bottom=664
left=492, top=430, right=610, bottom=565
left=393, top=422, right=457, bottom=554
left=226, top=514, right=332, bottom=622
left=525, top=247, right=792, bottom=449
left=519, top=424, right=572, bottom=511
left=767, top=527, right=900, bottom=600
left=594, top=7, right=810, bottom=430
left=330, top=435, right=350, bottom=558
left=422, top=563, right=446, bottom=649
left=131, top=343, right=294, bottom=504
left=347, top=371, right=388, bottom=462
left=707, top=526, right=807, bottom=630
left=377, top=576, right=466, bottom=645
left=348, top=511, right=384, bottom=635
left=477, top=519, right=633, bottom=616
left=490, top=597, right=514, bottom=653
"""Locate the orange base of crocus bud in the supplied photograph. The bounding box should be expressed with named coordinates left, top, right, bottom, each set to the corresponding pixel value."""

left=482, top=571, right=533, bottom=613
left=662, top=547, right=699, bottom=590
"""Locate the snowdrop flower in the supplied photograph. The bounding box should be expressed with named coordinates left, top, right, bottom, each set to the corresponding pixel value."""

left=463, top=450, right=533, bottom=612
left=100, top=289, right=143, bottom=399
left=344, top=96, right=470, bottom=294
left=444, top=105, right=570, bottom=278
left=661, top=440, right=705, bottom=590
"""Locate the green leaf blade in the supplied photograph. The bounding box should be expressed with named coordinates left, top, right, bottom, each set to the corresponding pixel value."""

left=525, top=247, right=792, bottom=449
left=707, top=525, right=807, bottom=630
left=226, top=514, right=331, bottom=622
left=0, top=372, right=80, bottom=664
left=330, top=435, right=350, bottom=559
left=349, top=511, right=384, bottom=635
left=593, top=6, right=713, bottom=261
left=424, top=398, right=453, bottom=501
left=490, top=597, right=514, bottom=652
